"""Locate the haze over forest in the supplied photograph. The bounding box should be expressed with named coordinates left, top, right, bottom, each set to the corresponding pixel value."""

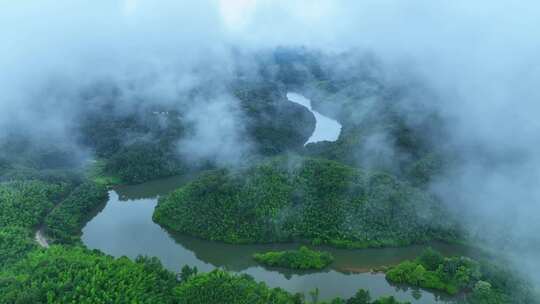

left=0, top=1, right=539, bottom=303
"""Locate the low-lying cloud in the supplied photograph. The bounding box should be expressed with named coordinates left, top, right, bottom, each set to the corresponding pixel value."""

left=1, top=0, right=539, bottom=286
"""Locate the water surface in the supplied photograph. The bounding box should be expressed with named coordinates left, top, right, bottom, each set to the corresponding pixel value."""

left=287, top=92, right=342, bottom=145
left=82, top=176, right=467, bottom=303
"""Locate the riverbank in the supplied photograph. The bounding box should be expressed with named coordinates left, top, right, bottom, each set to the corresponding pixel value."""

left=81, top=181, right=471, bottom=303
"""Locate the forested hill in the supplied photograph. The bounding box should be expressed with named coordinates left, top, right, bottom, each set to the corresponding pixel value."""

left=153, top=156, right=460, bottom=247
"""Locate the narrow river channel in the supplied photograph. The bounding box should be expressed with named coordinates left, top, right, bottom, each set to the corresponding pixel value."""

left=286, top=92, right=342, bottom=145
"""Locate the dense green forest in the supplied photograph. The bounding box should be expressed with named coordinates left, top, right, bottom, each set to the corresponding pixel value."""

left=385, top=248, right=537, bottom=304
left=387, top=248, right=479, bottom=295
left=0, top=244, right=415, bottom=304
left=76, top=98, right=188, bottom=184
left=0, top=179, right=71, bottom=269
left=154, top=156, right=460, bottom=247
left=253, top=246, right=334, bottom=270
left=0, top=226, right=37, bottom=269
left=0, top=246, right=179, bottom=304
left=0, top=180, right=65, bottom=229
left=45, top=182, right=108, bottom=244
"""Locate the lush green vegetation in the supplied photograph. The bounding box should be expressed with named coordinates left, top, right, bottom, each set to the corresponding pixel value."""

left=0, top=245, right=415, bottom=304
left=386, top=248, right=478, bottom=295
left=0, top=246, right=179, bottom=304
left=86, top=159, right=122, bottom=187
left=469, top=259, right=539, bottom=304
left=0, top=180, right=66, bottom=229
left=76, top=100, right=187, bottom=184
left=174, top=268, right=302, bottom=304
left=386, top=248, right=538, bottom=304
left=253, top=246, right=334, bottom=270
left=175, top=267, right=408, bottom=304
left=328, top=289, right=410, bottom=304
left=2, top=238, right=533, bottom=304
left=0, top=227, right=38, bottom=269
left=104, top=141, right=184, bottom=184
left=0, top=160, right=80, bottom=269
left=45, top=182, right=108, bottom=244
left=154, top=156, right=459, bottom=247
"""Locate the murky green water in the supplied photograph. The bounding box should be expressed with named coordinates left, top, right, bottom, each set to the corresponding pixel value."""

left=82, top=175, right=469, bottom=302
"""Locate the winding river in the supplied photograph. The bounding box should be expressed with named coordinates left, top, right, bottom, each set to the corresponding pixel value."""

left=81, top=93, right=467, bottom=302
left=82, top=174, right=468, bottom=303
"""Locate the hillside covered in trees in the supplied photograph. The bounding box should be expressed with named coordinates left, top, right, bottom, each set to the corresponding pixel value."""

left=154, top=156, right=460, bottom=247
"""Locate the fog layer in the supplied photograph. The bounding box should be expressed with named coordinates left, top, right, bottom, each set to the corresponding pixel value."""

left=1, top=0, right=539, bottom=286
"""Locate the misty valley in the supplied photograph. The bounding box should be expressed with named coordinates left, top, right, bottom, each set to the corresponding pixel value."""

left=1, top=2, right=540, bottom=304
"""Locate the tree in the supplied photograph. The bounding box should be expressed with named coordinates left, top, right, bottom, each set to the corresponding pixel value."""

left=180, top=265, right=198, bottom=282
left=418, top=247, right=444, bottom=271
left=346, top=289, right=371, bottom=304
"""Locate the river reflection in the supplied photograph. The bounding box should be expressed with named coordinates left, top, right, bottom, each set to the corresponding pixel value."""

left=82, top=176, right=465, bottom=303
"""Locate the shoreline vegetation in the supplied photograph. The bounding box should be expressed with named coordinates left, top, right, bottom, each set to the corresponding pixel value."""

left=0, top=245, right=411, bottom=304
left=44, top=182, right=108, bottom=245
left=253, top=246, right=334, bottom=270
left=385, top=248, right=537, bottom=304
left=86, top=159, right=123, bottom=188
